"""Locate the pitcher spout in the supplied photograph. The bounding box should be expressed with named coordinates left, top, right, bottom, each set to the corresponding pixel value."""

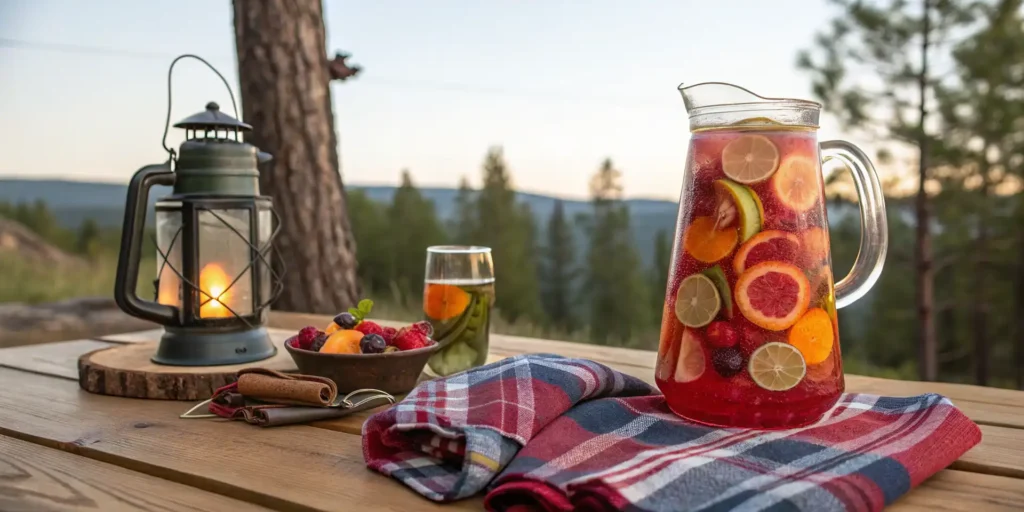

left=678, top=82, right=822, bottom=132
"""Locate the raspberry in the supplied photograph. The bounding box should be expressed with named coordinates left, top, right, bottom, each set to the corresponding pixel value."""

left=310, top=332, right=329, bottom=352
left=295, top=326, right=320, bottom=350
left=411, top=321, right=434, bottom=337
left=393, top=328, right=429, bottom=351
left=354, top=320, right=384, bottom=337
left=381, top=326, right=398, bottom=345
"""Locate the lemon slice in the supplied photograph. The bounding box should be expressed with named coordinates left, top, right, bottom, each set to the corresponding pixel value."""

left=721, top=135, right=780, bottom=184
left=748, top=342, right=806, bottom=391
left=675, top=274, right=721, bottom=328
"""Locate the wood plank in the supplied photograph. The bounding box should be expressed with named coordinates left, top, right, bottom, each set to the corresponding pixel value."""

left=0, top=339, right=113, bottom=379
left=0, top=367, right=476, bottom=512
left=0, top=434, right=270, bottom=511
left=6, top=336, right=1023, bottom=479
left=889, top=470, right=1024, bottom=511
left=1, top=363, right=1020, bottom=511
left=94, top=329, right=164, bottom=344
left=951, top=425, right=1024, bottom=480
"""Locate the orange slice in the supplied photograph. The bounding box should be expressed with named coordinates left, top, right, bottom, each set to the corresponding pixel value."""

left=683, top=216, right=739, bottom=263
left=748, top=342, right=806, bottom=391
left=735, top=261, right=811, bottom=331
left=674, top=328, right=706, bottom=383
left=773, top=155, right=820, bottom=212
left=721, top=135, right=780, bottom=184
left=423, top=283, right=471, bottom=321
left=788, top=307, right=835, bottom=365
left=732, top=230, right=802, bottom=276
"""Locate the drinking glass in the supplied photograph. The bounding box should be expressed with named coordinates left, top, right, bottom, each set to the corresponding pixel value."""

left=423, top=246, right=495, bottom=376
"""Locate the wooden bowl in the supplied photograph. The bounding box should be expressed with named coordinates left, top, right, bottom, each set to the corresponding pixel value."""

left=284, top=336, right=440, bottom=394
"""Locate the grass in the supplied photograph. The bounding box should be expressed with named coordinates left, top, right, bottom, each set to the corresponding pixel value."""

left=0, top=253, right=154, bottom=304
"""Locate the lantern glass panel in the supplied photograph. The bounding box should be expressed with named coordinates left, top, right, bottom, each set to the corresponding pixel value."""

left=155, top=202, right=183, bottom=321
left=197, top=208, right=253, bottom=318
left=258, top=205, right=273, bottom=306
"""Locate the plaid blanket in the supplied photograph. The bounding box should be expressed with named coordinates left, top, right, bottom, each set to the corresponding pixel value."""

left=362, top=354, right=982, bottom=511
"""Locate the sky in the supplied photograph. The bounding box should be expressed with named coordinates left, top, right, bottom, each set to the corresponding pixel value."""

left=0, top=0, right=858, bottom=200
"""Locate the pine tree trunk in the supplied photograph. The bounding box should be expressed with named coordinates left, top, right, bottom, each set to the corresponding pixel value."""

left=232, top=0, right=360, bottom=314
left=973, top=158, right=991, bottom=385
left=916, top=0, right=938, bottom=381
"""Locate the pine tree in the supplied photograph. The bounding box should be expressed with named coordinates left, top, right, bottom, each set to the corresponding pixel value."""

left=650, top=229, right=672, bottom=321
left=472, top=147, right=543, bottom=323
left=797, top=0, right=975, bottom=381
left=932, top=0, right=1024, bottom=385
left=583, top=159, right=650, bottom=345
left=388, top=170, right=447, bottom=298
left=346, top=189, right=391, bottom=293
left=451, top=176, right=476, bottom=244
left=540, top=200, right=577, bottom=331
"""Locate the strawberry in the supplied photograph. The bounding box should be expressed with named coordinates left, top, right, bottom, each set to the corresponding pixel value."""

left=393, top=328, right=429, bottom=351
left=354, top=320, right=384, bottom=337
left=381, top=326, right=398, bottom=345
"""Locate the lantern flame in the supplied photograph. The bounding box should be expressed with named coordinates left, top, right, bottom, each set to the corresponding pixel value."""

left=199, top=263, right=233, bottom=318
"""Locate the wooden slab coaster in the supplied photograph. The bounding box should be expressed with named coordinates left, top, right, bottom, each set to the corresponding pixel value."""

left=78, top=339, right=297, bottom=401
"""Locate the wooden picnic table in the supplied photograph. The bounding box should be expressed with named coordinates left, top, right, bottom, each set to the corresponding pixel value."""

left=0, top=311, right=1022, bottom=511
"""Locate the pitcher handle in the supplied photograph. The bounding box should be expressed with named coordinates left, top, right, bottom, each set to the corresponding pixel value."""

left=819, top=140, right=888, bottom=309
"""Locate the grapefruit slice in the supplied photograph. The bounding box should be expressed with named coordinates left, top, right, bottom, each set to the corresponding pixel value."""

left=748, top=342, right=806, bottom=391
left=732, top=230, right=802, bottom=276
left=674, top=274, right=721, bottom=328
left=713, top=179, right=763, bottom=242
left=735, top=261, right=811, bottom=331
left=721, top=135, right=780, bottom=184
left=683, top=216, right=739, bottom=263
left=788, top=308, right=835, bottom=365
left=674, top=328, right=706, bottom=383
left=773, top=154, right=820, bottom=212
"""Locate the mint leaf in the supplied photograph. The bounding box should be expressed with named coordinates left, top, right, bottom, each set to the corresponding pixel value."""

left=357, top=299, right=374, bottom=317
left=348, top=299, right=375, bottom=323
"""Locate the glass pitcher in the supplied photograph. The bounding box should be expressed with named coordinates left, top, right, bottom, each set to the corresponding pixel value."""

left=656, top=82, right=887, bottom=429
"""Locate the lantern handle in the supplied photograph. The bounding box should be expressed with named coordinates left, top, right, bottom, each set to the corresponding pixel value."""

left=161, top=54, right=240, bottom=161
left=114, top=163, right=179, bottom=325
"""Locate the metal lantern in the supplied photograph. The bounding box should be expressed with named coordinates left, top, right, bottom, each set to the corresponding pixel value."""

left=114, top=55, right=281, bottom=366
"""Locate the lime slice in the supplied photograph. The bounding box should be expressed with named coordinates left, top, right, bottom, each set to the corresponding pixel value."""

left=702, top=265, right=733, bottom=319
left=721, top=135, right=780, bottom=184
left=748, top=342, right=806, bottom=391
left=674, top=329, right=705, bottom=383
left=675, top=274, right=721, bottom=328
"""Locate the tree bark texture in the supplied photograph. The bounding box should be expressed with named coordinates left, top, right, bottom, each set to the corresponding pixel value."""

left=915, top=0, right=938, bottom=381
left=233, top=0, right=360, bottom=313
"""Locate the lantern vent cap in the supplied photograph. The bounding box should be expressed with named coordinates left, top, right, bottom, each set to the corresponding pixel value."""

left=173, top=101, right=252, bottom=132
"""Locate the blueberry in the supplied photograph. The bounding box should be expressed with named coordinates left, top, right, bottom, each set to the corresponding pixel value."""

left=310, top=332, right=329, bottom=352
left=333, top=312, right=358, bottom=329
left=712, top=347, right=744, bottom=377
left=359, top=333, right=387, bottom=354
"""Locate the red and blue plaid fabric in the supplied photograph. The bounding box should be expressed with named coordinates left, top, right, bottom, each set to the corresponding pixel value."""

left=362, top=354, right=982, bottom=512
